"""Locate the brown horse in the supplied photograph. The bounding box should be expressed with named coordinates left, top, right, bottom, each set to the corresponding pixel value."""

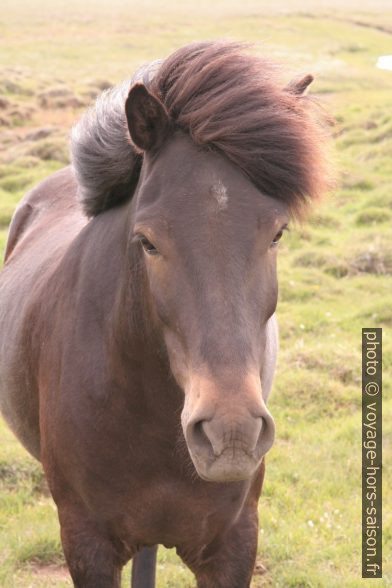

left=0, top=42, right=329, bottom=587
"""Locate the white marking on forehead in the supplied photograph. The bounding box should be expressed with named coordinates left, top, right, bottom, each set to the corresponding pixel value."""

left=210, top=180, right=228, bottom=210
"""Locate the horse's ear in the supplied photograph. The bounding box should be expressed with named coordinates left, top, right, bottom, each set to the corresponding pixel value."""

left=285, top=74, right=314, bottom=96
left=125, top=83, right=170, bottom=152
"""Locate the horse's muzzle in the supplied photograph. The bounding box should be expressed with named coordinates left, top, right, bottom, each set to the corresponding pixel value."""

left=181, top=377, right=275, bottom=482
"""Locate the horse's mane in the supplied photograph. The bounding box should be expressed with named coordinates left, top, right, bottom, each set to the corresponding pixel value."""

left=71, top=42, right=331, bottom=217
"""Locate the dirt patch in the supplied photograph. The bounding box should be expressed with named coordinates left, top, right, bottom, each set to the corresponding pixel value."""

left=0, top=96, right=12, bottom=110
left=8, top=105, right=36, bottom=122
left=31, top=564, right=69, bottom=577
left=23, top=563, right=71, bottom=585
left=254, top=561, right=267, bottom=575
left=0, top=114, right=10, bottom=127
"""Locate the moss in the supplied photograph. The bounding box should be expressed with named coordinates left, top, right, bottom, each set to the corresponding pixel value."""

left=27, top=139, right=69, bottom=164
left=0, top=173, right=34, bottom=193
left=0, top=460, right=46, bottom=494
left=0, top=204, right=16, bottom=228
left=355, top=207, right=391, bottom=225
left=348, top=244, right=392, bottom=275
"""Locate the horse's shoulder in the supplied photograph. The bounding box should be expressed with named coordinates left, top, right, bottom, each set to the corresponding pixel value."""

left=4, top=166, right=81, bottom=262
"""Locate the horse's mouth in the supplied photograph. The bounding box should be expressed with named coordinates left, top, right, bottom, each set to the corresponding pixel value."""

left=189, top=447, right=266, bottom=483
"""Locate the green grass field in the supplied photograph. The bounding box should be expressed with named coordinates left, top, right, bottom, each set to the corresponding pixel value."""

left=0, top=1, right=391, bottom=586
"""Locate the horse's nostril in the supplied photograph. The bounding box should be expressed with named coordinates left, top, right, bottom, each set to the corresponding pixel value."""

left=254, top=417, right=265, bottom=448
left=255, top=414, right=275, bottom=457
left=191, top=420, right=215, bottom=454
left=250, top=417, right=263, bottom=452
left=186, top=407, right=275, bottom=463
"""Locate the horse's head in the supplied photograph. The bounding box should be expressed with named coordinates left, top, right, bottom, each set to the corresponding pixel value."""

left=128, top=95, right=280, bottom=481
left=121, top=44, right=329, bottom=483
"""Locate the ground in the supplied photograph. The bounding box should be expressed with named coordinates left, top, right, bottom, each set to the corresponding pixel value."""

left=0, top=0, right=391, bottom=586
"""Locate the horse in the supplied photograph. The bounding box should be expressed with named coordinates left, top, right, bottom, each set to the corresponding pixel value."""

left=0, top=42, right=330, bottom=587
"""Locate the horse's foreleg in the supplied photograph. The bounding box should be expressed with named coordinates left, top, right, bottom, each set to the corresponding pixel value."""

left=191, top=510, right=259, bottom=588
left=176, top=501, right=259, bottom=588
left=180, top=464, right=265, bottom=588
left=57, top=501, right=123, bottom=588
left=131, top=545, right=158, bottom=588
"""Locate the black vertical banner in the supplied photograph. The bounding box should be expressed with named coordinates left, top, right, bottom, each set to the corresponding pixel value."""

left=362, top=328, right=382, bottom=578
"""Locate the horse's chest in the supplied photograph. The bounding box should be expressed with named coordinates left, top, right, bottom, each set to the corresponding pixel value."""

left=99, top=474, right=246, bottom=550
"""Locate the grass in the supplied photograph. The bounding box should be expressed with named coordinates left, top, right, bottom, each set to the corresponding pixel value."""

left=0, top=0, right=391, bottom=586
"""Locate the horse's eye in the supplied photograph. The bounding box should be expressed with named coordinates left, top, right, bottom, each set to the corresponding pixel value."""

left=272, top=230, right=283, bottom=245
left=139, top=235, right=159, bottom=255
left=271, top=225, right=288, bottom=247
